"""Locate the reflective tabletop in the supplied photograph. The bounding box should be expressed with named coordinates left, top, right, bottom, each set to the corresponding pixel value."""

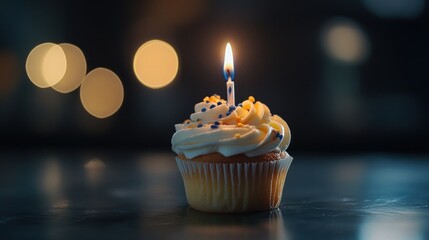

left=1, top=151, right=428, bottom=239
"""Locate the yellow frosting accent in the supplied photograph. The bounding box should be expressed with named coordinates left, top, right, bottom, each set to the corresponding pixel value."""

left=203, top=96, right=209, bottom=102
left=243, top=100, right=252, bottom=110
left=234, top=133, right=241, bottom=138
left=209, top=96, right=218, bottom=102
left=248, top=96, right=255, bottom=103
left=242, top=101, right=265, bottom=125
left=261, top=104, right=271, bottom=124
left=235, top=107, right=248, bottom=119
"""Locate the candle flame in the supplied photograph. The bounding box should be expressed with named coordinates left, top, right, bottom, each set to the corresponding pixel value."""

left=223, top=42, right=234, bottom=80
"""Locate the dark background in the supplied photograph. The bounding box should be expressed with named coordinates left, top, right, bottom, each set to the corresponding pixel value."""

left=0, top=0, right=428, bottom=153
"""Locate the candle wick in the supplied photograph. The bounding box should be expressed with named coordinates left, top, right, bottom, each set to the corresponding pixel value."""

left=226, top=69, right=231, bottom=78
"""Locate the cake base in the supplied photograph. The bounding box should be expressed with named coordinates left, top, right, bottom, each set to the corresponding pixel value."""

left=176, top=152, right=293, bottom=213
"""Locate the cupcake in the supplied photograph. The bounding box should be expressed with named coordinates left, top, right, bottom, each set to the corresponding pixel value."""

left=172, top=94, right=292, bottom=213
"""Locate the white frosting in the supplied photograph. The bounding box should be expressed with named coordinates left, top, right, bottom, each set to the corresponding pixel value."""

left=171, top=96, right=291, bottom=159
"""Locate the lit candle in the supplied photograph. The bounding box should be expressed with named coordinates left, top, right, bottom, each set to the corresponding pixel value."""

left=223, top=43, right=235, bottom=106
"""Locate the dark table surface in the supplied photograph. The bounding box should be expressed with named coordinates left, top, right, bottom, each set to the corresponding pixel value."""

left=0, top=151, right=428, bottom=240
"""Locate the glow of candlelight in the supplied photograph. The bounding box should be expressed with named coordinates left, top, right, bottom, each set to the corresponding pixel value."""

left=223, top=42, right=234, bottom=80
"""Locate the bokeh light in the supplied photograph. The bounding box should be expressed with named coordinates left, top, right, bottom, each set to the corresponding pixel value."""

left=26, top=43, right=56, bottom=88
left=42, top=44, right=67, bottom=86
left=84, top=158, right=106, bottom=170
left=40, top=159, right=62, bottom=198
left=359, top=208, right=424, bottom=240
left=52, top=43, right=87, bottom=93
left=363, top=0, right=425, bottom=19
left=26, top=43, right=67, bottom=88
left=0, top=50, right=19, bottom=98
left=322, top=18, right=369, bottom=64
left=85, top=158, right=106, bottom=186
left=133, top=40, right=179, bottom=89
left=80, top=68, right=124, bottom=118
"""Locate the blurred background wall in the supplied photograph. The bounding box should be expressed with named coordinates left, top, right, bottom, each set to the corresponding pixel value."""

left=0, top=0, right=428, bottom=153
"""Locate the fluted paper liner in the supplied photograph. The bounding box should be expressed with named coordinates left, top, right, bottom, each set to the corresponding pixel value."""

left=176, top=155, right=293, bottom=213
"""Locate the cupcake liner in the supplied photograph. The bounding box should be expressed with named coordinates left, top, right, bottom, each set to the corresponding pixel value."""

left=176, top=154, right=293, bottom=213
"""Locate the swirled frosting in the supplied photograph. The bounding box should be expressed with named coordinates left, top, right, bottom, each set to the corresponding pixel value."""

left=172, top=95, right=291, bottom=159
